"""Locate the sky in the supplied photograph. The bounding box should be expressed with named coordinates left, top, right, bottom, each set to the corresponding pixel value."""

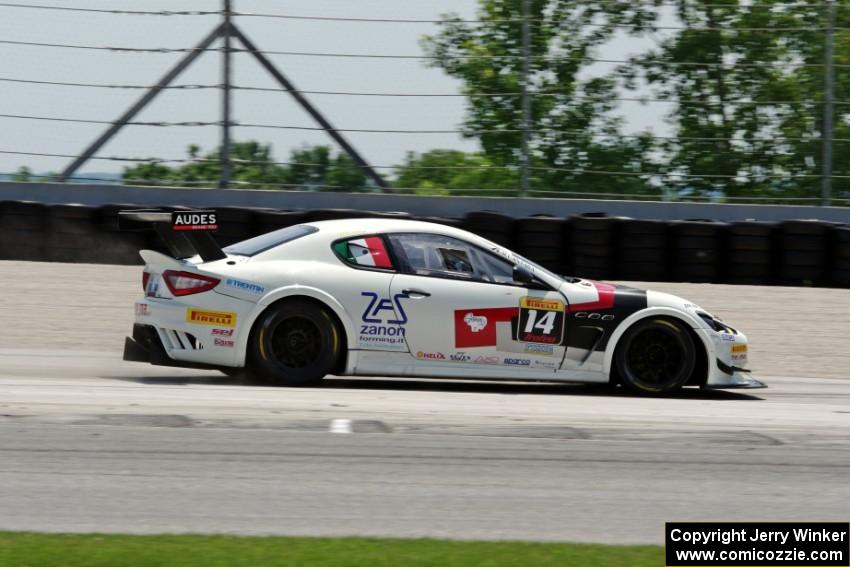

left=0, top=0, right=669, bottom=179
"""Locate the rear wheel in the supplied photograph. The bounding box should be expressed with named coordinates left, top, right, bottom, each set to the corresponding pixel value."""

left=249, top=299, right=343, bottom=386
left=614, top=317, right=696, bottom=395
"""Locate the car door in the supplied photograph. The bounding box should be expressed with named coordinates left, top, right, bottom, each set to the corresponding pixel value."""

left=330, top=234, right=407, bottom=352
left=386, top=233, right=568, bottom=372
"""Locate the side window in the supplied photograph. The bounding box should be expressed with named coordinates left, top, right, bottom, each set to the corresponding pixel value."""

left=468, top=248, right=517, bottom=284
left=332, top=235, right=395, bottom=271
left=387, top=234, right=481, bottom=281
left=387, top=233, right=533, bottom=287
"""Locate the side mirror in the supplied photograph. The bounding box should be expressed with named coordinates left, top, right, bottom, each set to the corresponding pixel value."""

left=513, top=265, right=534, bottom=285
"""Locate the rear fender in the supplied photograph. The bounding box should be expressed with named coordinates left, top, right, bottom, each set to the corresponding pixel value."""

left=601, top=307, right=714, bottom=377
left=234, top=285, right=357, bottom=367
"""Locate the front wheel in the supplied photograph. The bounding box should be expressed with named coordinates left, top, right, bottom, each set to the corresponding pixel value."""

left=614, top=317, right=696, bottom=395
left=249, top=299, right=343, bottom=386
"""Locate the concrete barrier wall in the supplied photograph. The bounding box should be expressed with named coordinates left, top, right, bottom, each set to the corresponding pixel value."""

left=2, top=181, right=849, bottom=222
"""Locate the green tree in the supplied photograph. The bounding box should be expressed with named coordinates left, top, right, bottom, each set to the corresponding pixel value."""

left=422, top=0, right=661, bottom=197
left=621, top=0, right=850, bottom=201
left=11, top=166, right=33, bottom=182
left=123, top=142, right=369, bottom=192
left=393, top=149, right=519, bottom=195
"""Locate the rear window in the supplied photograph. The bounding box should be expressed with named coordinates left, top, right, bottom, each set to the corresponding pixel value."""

left=223, top=224, right=318, bottom=257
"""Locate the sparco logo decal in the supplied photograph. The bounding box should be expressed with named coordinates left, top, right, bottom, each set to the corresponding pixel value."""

left=186, top=308, right=236, bottom=327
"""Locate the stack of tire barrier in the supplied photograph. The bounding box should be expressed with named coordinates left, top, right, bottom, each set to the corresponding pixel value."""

left=617, top=219, right=669, bottom=281
left=254, top=209, right=309, bottom=236
left=94, top=204, right=148, bottom=265
left=833, top=225, right=850, bottom=287
left=2, top=199, right=850, bottom=290
left=213, top=206, right=257, bottom=246
left=569, top=213, right=620, bottom=280
left=514, top=215, right=569, bottom=274
left=725, top=221, right=776, bottom=285
left=777, top=220, right=831, bottom=286
left=47, top=204, right=98, bottom=263
left=461, top=211, right=515, bottom=248
left=0, top=201, right=49, bottom=261
left=306, top=209, right=411, bottom=223
left=669, top=220, right=727, bottom=283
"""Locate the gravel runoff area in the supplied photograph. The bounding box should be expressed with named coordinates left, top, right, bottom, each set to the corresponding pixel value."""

left=0, top=260, right=847, bottom=380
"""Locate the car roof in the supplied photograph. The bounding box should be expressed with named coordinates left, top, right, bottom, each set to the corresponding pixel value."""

left=306, top=218, right=482, bottom=242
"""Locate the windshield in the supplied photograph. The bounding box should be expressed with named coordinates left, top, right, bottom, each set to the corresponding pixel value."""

left=223, top=224, right=318, bottom=257
left=513, top=252, right=563, bottom=281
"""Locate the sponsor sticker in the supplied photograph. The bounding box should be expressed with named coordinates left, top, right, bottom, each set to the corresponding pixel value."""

left=135, top=302, right=150, bottom=317
left=720, top=333, right=736, bottom=342
left=517, top=297, right=565, bottom=345
left=335, top=237, right=393, bottom=269
left=503, top=357, right=531, bottom=366
left=524, top=343, right=555, bottom=356
left=450, top=352, right=472, bottom=362
left=214, top=338, right=234, bottom=348
left=211, top=328, right=234, bottom=337
left=417, top=351, right=446, bottom=360
left=358, top=292, right=409, bottom=351
left=186, top=308, right=237, bottom=328
left=474, top=355, right=500, bottom=365
left=463, top=313, right=488, bottom=332
left=731, top=344, right=748, bottom=364
left=532, top=360, right=557, bottom=369
left=172, top=210, right=218, bottom=231
left=454, top=307, right=517, bottom=348
left=521, top=297, right=563, bottom=311
left=224, top=278, right=265, bottom=295
left=145, top=278, right=159, bottom=296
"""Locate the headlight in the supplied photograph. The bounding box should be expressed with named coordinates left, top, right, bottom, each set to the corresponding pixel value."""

left=696, top=312, right=737, bottom=334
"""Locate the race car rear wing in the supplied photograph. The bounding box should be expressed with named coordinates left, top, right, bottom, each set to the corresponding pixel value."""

left=118, top=209, right=227, bottom=263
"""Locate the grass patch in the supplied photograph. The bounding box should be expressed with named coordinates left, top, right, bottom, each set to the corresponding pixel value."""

left=0, top=532, right=662, bottom=567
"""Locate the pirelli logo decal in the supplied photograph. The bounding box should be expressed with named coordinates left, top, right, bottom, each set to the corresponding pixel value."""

left=520, top=297, right=564, bottom=312
left=186, top=308, right=237, bottom=328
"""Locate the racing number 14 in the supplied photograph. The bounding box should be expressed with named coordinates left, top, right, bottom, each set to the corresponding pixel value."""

left=517, top=297, right=565, bottom=345
left=523, top=310, right=557, bottom=335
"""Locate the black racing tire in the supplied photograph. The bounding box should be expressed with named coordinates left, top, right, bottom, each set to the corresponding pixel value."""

left=614, top=317, right=696, bottom=395
left=249, top=299, right=343, bottom=386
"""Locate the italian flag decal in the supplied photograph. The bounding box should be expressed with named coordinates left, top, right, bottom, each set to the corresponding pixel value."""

left=335, top=237, right=393, bottom=269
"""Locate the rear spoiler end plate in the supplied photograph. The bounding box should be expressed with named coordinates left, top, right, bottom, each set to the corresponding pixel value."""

left=118, top=209, right=227, bottom=263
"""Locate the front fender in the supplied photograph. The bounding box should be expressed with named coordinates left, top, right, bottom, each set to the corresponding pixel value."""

left=234, top=285, right=357, bottom=367
left=601, top=306, right=714, bottom=377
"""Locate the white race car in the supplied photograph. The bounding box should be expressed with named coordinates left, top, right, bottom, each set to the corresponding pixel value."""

left=121, top=210, right=763, bottom=395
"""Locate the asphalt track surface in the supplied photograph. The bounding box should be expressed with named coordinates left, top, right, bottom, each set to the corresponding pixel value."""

left=0, top=261, right=849, bottom=543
